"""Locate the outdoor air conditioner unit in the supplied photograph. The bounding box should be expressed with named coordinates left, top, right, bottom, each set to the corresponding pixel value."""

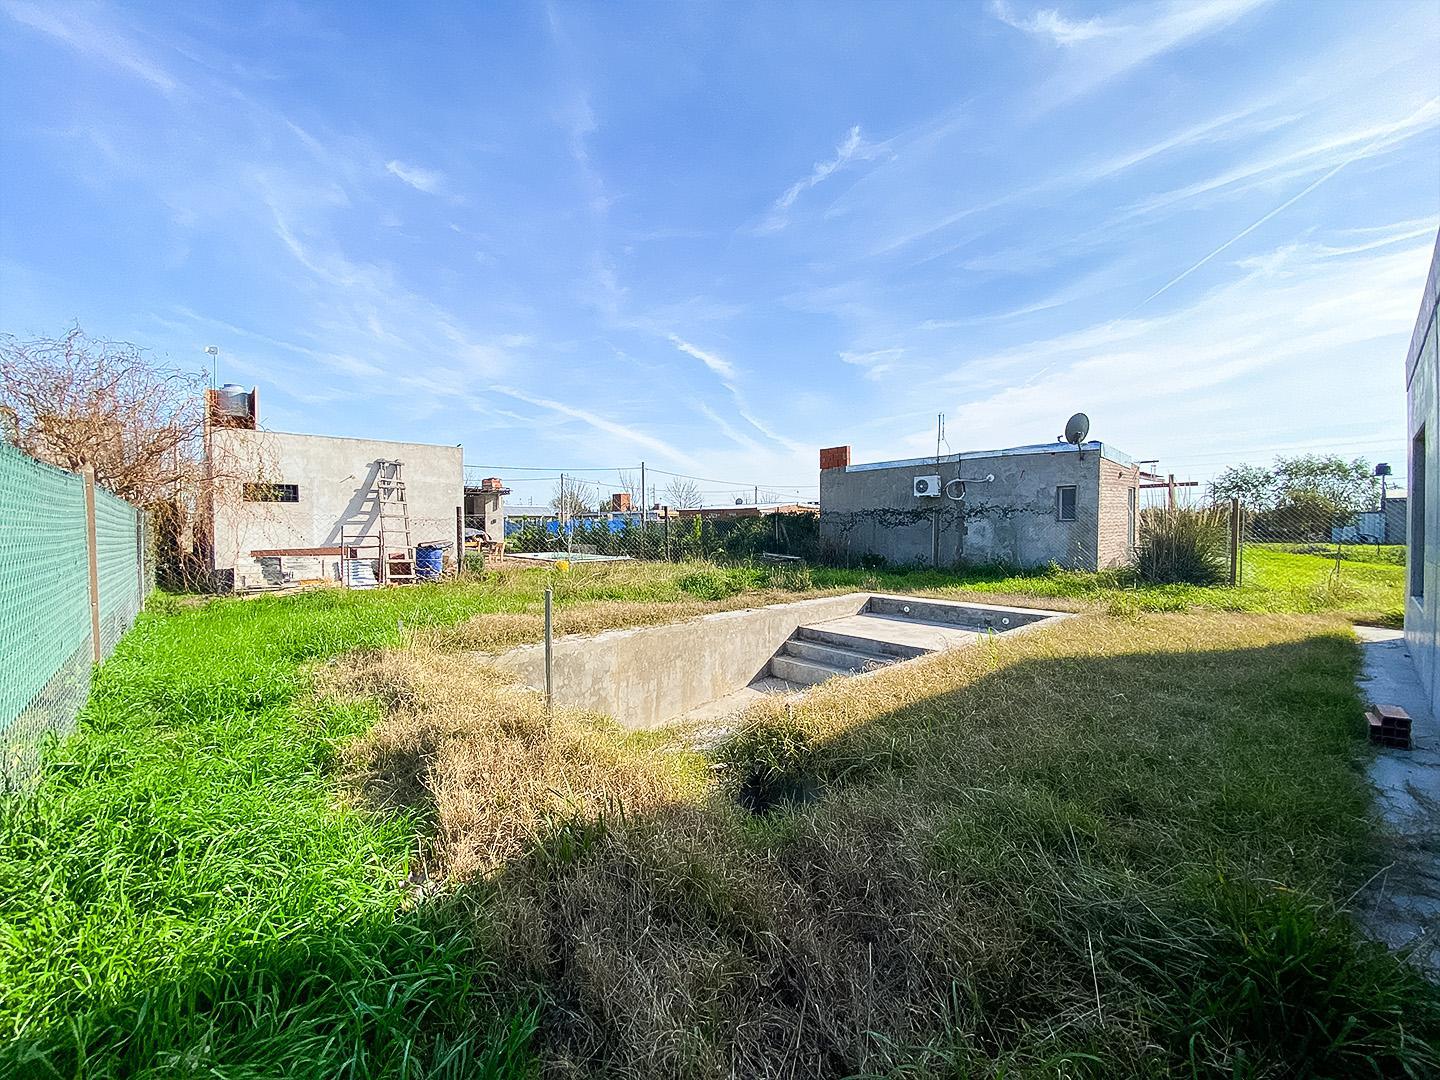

left=913, top=474, right=941, bottom=497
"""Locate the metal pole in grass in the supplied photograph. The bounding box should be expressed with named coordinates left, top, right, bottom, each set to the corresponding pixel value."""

left=544, top=586, right=554, bottom=714
left=1229, top=497, right=1241, bottom=586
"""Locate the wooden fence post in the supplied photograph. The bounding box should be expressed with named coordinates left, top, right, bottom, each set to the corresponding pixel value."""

left=1229, top=497, right=1241, bottom=586
left=83, top=466, right=101, bottom=662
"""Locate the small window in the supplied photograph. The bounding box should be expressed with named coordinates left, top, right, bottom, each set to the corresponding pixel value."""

left=1057, top=485, right=1077, bottom=522
left=1127, top=486, right=1137, bottom=548
left=1411, top=427, right=1425, bottom=600
left=243, top=482, right=299, bottom=503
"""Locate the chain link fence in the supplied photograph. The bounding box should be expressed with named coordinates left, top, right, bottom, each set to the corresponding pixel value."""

left=0, top=442, right=152, bottom=789
left=465, top=464, right=821, bottom=566
left=489, top=507, right=821, bottom=564
left=1238, top=495, right=1406, bottom=582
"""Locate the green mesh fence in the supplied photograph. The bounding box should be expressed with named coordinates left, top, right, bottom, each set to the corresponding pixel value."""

left=0, top=442, right=148, bottom=789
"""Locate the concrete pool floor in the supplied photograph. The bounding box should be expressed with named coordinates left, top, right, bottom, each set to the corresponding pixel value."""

left=673, top=598, right=1066, bottom=738
left=1353, top=626, right=1440, bottom=979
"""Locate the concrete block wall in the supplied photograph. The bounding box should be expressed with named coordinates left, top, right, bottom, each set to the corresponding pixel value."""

left=819, top=444, right=1137, bottom=571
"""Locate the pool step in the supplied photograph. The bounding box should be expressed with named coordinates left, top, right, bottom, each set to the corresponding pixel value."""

left=795, top=621, right=930, bottom=659
left=781, top=638, right=897, bottom=673
left=770, top=654, right=870, bottom=686
left=768, top=620, right=918, bottom=686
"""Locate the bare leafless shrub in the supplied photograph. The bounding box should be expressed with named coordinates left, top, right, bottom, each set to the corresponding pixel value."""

left=0, top=325, right=205, bottom=506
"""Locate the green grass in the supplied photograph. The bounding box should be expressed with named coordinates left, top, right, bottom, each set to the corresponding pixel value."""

left=0, top=587, right=548, bottom=1078
left=813, top=545, right=1405, bottom=627
left=0, top=554, right=1418, bottom=1075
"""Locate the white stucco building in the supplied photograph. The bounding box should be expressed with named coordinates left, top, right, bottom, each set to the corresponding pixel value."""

left=207, top=410, right=463, bottom=590
left=1405, top=231, right=1440, bottom=715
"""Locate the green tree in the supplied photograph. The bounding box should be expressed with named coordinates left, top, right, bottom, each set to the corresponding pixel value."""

left=1209, top=463, right=1275, bottom=509
left=1210, top=455, right=1378, bottom=514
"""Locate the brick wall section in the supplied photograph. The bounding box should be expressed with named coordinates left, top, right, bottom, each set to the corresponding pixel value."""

left=1096, top=456, right=1141, bottom=568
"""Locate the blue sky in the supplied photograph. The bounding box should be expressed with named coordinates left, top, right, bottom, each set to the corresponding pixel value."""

left=1, top=0, right=1437, bottom=506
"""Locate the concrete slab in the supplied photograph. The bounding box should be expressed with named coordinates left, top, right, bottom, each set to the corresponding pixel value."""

left=675, top=676, right=802, bottom=748
left=802, top=612, right=985, bottom=653
left=1353, top=626, right=1440, bottom=979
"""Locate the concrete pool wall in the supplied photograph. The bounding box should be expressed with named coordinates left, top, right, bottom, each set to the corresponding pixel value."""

left=488, top=593, right=1068, bottom=731
left=490, top=593, right=870, bottom=729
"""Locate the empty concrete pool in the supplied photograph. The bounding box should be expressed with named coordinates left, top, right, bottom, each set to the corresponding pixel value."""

left=489, top=594, right=1067, bottom=730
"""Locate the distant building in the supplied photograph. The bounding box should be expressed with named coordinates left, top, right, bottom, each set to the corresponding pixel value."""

left=1405, top=231, right=1439, bottom=714
left=463, top=476, right=510, bottom=541
left=204, top=389, right=462, bottom=590
left=672, top=503, right=818, bottom=521
left=1385, top=496, right=1408, bottom=546
left=819, top=441, right=1140, bottom=571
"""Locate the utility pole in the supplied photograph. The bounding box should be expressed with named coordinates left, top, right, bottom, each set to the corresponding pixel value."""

left=639, top=461, right=647, bottom=524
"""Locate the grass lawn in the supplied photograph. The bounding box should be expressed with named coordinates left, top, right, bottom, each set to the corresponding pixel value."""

left=810, top=544, right=1405, bottom=627
left=0, top=557, right=1431, bottom=1077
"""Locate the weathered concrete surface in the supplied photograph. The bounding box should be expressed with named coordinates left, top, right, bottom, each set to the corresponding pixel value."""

left=800, top=612, right=983, bottom=653
left=819, top=444, right=1139, bottom=571
left=1403, top=231, right=1439, bottom=719
left=489, top=593, right=870, bottom=729
left=1353, top=626, right=1440, bottom=979
left=491, top=593, right=1069, bottom=732
left=210, top=429, right=463, bottom=589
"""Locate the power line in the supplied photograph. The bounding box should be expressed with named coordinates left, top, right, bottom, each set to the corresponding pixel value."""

left=648, top=466, right=818, bottom=490
left=464, top=464, right=629, bottom=473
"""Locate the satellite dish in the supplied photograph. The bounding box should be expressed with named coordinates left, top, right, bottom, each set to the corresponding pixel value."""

left=1064, top=412, right=1090, bottom=446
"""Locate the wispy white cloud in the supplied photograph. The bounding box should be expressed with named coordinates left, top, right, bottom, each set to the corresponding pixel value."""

left=668, top=334, right=736, bottom=381
left=868, top=98, right=1279, bottom=257
left=1136, top=103, right=1440, bottom=306
left=665, top=334, right=807, bottom=454
left=994, top=0, right=1273, bottom=107
left=989, top=1, right=1117, bottom=45
left=1130, top=98, right=1440, bottom=219
left=385, top=159, right=445, bottom=194
left=697, top=403, right=769, bottom=456
left=839, top=348, right=905, bottom=381
left=762, top=125, right=888, bottom=232
left=2, top=0, right=178, bottom=92
left=906, top=236, right=1435, bottom=477
left=492, top=385, right=702, bottom=468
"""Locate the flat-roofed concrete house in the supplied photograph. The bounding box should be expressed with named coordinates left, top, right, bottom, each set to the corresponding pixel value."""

left=819, top=441, right=1140, bottom=571
left=204, top=387, right=463, bottom=590
left=1405, top=231, right=1440, bottom=715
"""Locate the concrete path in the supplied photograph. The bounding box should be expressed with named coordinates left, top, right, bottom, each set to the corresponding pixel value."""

left=1353, top=627, right=1440, bottom=978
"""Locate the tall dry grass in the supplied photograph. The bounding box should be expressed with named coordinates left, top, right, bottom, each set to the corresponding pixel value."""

left=334, top=611, right=1438, bottom=1078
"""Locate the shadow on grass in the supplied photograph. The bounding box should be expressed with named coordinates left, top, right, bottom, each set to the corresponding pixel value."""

left=9, top=617, right=1437, bottom=1079
left=447, top=628, right=1437, bottom=1077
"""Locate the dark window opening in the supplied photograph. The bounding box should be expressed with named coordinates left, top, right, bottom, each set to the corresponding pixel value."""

left=1127, top=486, right=1138, bottom=548
left=1057, top=485, right=1077, bottom=522
left=1411, top=428, right=1425, bottom=600
left=244, top=482, right=300, bottom=503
